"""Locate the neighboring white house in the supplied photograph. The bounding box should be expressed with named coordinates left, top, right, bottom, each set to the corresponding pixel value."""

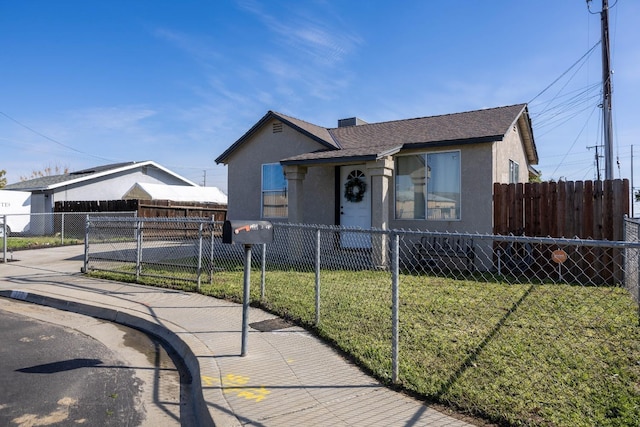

left=5, top=161, right=200, bottom=215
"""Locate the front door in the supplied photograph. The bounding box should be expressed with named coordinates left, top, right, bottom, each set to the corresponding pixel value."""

left=340, top=165, right=371, bottom=248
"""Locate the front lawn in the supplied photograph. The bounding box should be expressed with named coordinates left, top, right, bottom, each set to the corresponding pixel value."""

left=89, top=267, right=640, bottom=426
left=2, top=236, right=82, bottom=251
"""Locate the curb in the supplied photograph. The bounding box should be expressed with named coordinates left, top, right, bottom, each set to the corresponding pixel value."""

left=0, top=289, right=215, bottom=427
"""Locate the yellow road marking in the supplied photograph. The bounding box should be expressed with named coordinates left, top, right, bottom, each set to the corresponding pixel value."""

left=201, top=374, right=271, bottom=402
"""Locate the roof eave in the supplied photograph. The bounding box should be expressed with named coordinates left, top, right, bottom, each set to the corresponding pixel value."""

left=281, top=154, right=378, bottom=166
left=402, top=135, right=502, bottom=151
left=45, top=161, right=198, bottom=190
left=215, top=111, right=336, bottom=164
left=516, top=108, right=539, bottom=165
left=281, top=145, right=403, bottom=167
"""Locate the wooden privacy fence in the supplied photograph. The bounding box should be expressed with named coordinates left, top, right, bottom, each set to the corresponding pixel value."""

left=493, top=179, right=630, bottom=285
left=493, top=179, right=629, bottom=240
left=55, top=199, right=227, bottom=222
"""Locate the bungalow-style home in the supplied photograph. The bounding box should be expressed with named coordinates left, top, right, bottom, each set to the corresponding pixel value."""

left=216, top=104, right=538, bottom=235
left=216, top=104, right=538, bottom=268
left=5, top=161, right=199, bottom=215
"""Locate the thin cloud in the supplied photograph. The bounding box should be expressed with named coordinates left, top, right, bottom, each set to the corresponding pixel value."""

left=73, top=106, right=157, bottom=130
left=153, top=28, right=222, bottom=64
left=238, top=0, right=362, bottom=68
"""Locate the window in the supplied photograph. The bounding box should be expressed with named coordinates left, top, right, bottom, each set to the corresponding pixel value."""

left=262, top=163, right=287, bottom=218
left=509, top=159, right=520, bottom=184
left=395, top=151, right=461, bottom=220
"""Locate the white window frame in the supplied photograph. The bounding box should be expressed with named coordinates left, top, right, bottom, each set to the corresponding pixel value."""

left=509, top=159, right=520, bottom=184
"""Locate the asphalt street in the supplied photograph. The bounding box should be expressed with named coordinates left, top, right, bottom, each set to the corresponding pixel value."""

left=0, top=300, right=186, bottom=426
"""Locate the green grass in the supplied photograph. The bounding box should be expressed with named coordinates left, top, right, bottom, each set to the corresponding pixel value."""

left=3, top=236, right=82, bottom=250
left=89, top=267, right=640, bottom=426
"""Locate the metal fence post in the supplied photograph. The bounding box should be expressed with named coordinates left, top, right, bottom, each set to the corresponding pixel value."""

left=136, top=219, right=143, bottom=282
left=197, top=222, right=203, bottom=291
left=391, top=231, right=399, bottom=384
left=210, top=217, right=215, bottom=283
left=261, top=243, right=266, bottom=300
left=60, top=212, right=65, bottom=245
left=636, top=220, right=640, bottom=326
left=2, top=214, right=7, bottom=263
left=241, top=244, right=252, bottom=357
left=315, top=228, right=321, bottom=326
left=83, top=214, right=89, bottom=273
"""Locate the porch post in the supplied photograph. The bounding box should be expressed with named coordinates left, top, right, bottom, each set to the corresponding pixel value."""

left=367, top=157, right=394, bottom=268
left=283, top=165, right=307, bottom=224
left=283, top=165, right=308, bottom=263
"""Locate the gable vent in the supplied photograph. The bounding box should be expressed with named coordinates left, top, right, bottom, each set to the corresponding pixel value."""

left=272, top=122, right=283, bottom=133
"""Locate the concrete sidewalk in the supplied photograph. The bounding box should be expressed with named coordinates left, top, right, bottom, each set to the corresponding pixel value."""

left=0, top=246, right=476, bottom=426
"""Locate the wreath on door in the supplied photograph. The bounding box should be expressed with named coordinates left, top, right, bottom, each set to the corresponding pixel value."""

left=344, top=170, right=367, bottom=203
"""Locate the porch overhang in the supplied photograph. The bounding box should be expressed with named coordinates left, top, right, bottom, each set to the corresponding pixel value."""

left=280, top=145, right=403, bottom=167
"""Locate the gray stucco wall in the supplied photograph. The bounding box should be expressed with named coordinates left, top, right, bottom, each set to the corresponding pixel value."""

left=225, top=118, right=335, bottom=224
left=494, top=124, right=530, bottom=183
left=303, top=166, right=336, bottom=225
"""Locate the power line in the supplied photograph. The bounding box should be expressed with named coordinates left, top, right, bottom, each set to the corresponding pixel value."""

left=0, top=111, right=115, bottom=162
left=527, top=41, right=601, bottom=105
left=548, top=104, right=599, bottom=178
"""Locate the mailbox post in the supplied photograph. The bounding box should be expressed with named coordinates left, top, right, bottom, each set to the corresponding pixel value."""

left=222, top=220, right=273, bottom=356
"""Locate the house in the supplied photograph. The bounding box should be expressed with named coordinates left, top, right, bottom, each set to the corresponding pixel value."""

left=215, top=104, right=538, bottom=266
left=4, top=161, right=200, bottom=233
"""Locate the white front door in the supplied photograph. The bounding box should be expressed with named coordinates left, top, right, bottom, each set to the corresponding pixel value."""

left=340, top=165, right=371, bottom=248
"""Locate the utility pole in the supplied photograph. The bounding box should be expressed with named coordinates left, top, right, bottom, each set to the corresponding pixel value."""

left=600, top=0, right=614, bottom=179
left=587, top=144, right=602, bottom=181
left=587, top=0, right=615, bottom=179
left=203, top=169, right=207, bottom=186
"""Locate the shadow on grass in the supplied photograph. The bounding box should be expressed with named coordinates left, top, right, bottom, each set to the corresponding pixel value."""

left=433, top=283, right=537, bottom=400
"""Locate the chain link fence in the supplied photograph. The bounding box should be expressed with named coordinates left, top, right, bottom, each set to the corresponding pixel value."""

left=624, top=217, right=640, bottom=304
left=2, top=212, right=135, bottom=262
left=84, top=216, right=226, bottom=287
left=85, top=216, right=640, bottom=425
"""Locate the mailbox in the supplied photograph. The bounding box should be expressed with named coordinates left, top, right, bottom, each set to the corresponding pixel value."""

left=222, top=220, right=274, bottom=245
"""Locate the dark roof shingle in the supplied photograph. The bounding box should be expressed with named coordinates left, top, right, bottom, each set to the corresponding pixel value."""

left=329, top=104, right=526, bottom=149
left=217, top=104, right=536, bottom=166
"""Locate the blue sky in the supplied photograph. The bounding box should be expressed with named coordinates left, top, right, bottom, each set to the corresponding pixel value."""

left=2, top=1, right=639, bottom=198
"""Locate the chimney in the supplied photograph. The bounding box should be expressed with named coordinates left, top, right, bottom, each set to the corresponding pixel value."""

left=338, top=117, right=367, bottom=128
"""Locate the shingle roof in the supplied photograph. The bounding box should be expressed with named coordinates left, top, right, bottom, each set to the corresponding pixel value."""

left=5, top=161, right=197, bottom=191
left=215, top=111, right=338, bottom=164
left=216, top=104, right=538, bottom=166
left=330, top=104, right=527, bottom=149
left=5, top=172, right=90, bottom=191
left=273, top=111, right=339, bottom=149
left=70, top=162, right=137, bottom=175
left=5, top=162, right=139, bottom=191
